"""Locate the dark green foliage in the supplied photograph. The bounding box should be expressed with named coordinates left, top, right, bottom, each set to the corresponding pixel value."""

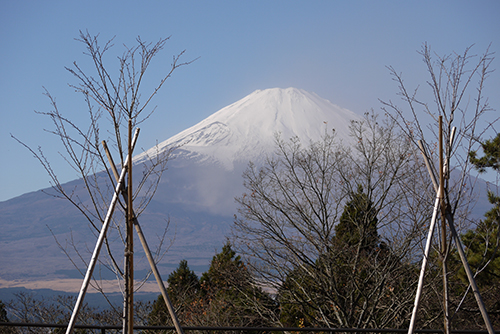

left=199, top=242, right=275, bottom=328
left=446, top=217, right=500, bottom=329
left=440, top=132, right=500, bottom=328
left=467, top=132, right=500, bottom=289
left=334, top=184, right=379, bottom=251
left=148, top=244, right=275, bottom=329
left=469, top=132, right=500, bottom=227
left=201, top=242, right=246, bottom=292
left=167, top=259, right=201, bottom=306
left=278, top=267, right=316, bottom=328
left=469, top=133, right=500, bottom=173
left=278, top=187, right=413, bottom=328
left=449, top=138, right=500, bottom=328
left=0, top=301, right=7, bottom=323
left=148, top=295, right=169, bottom=327
left=459, top=220, right=500, bottom=286
left=468, top=132, right=500, bottom=309
left=149, top=259, right=200, bottom=326
left=0, top=300, right=14, bottom=334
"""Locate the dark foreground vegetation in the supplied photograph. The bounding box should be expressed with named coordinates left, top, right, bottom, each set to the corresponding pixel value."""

left=1, top=207, right=500, bottom=333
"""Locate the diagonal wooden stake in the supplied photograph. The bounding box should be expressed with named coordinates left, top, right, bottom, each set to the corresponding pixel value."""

left=102, top=140, right=185, bottom=334
left=65, top=128, right=140, bottom=334
left=445, top=211, right=493, bottom=334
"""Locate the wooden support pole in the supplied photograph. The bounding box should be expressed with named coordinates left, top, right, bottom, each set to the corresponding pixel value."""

left=102, top=140, right=185, bottom=334
left=438, top=116, right=450, bottom=334
left=409, top=126, right=493, bottom=334
left=65, top=129, right=140, bottom=334
left=125, top=119, right=134, bottom=334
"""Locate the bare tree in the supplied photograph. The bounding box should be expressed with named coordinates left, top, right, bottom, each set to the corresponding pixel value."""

left=4, top=292, right=154, bottom=334
left=12, top=31, right=193, bottom=319
left=232, top=113, right=433, bottom=328
left=381, top=44, right=497, bottom=331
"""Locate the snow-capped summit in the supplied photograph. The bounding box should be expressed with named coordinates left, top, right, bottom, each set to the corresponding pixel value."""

left=134, top=88, right=360, bottom=169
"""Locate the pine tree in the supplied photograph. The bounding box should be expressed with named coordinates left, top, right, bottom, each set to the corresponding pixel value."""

left=447, top=210, right=500, bottom=328
left=469, top=133, right=500, bottom=173
left=148, top=244, right=275, bottom=329
left=334, top=184, right=379, bottom=251
left=278, top=186, right=412, bottom=328
left=167, top=260, right=200, bottom=306
left=458, top=221, right=500, bottom=286
left=278, top=266, right=317, bottom=328
left=469, top=132, right=500, bottom=225
left=148, top=260, right=200, bottom=326
left=199, top=242, right=274, bottom=329
left=466, top=132, right=500, bottom=289
left=444, top=132, right=500, bottom=328
left=0, top=300, right=14, bottom=334
left=0, top=301, right=8, bottom=323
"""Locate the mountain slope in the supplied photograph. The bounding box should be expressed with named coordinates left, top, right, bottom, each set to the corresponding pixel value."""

left=0, top=88, right=360, bottom=291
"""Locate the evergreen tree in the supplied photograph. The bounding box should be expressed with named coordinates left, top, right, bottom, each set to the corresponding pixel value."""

left=0, top=301, right=8, bottom=323
left=278, top=186, right=412, bottom=328
left=148, top=260, right=200, bottom=326
left=458, top=219, right=500, bottom=283
left=447, top=212, right=500, bottom=328
left=148, top=244, right=275, bottom=330
left=443, top=132, right=500, bottom=328
left=0, top=300, right=14, bottom=334
left=199, top=242, right=275, bottom=329
left=278, top=266, right=317, bottom=328
left=469, top=133, right=500, bottom=173
left=167, top=260, right=201, bottom=306
left=334, top=184, right=379, bottom=251
left=467, top=131, right=500, bottom=309
left=469, top=132, right=500, bottom=226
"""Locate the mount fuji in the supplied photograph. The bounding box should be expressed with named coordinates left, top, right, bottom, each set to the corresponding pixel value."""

left=133, top=88, right=360, bottom=217
left=135, top=88, right=357, bottom=170
left=0, top=88, right=361, bottom=293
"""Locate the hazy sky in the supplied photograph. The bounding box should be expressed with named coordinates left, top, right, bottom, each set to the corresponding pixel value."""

left=1, top=1, right=499, bottom=201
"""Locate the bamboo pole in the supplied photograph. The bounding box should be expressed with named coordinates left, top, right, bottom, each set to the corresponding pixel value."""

left=417, top=140, right=438, bottom=191
left=102, top=140, right=185, bottom=334
left=407, top=192, right=442, bottom=334
left=65, top=129, right=140, bottom=334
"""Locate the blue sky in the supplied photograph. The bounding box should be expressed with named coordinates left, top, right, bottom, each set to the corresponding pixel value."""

left=1, top=0, right=499, bottom=201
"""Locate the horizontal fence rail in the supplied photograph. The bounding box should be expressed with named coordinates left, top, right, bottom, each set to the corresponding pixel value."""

left=1, top=323, right=499, bottom=334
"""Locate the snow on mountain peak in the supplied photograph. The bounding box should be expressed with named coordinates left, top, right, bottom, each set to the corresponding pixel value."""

left=134, top=87, right=360, bottom=169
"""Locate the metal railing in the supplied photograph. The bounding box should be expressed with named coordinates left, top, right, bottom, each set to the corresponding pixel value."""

left=0, top=322, right=498, bottom=334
